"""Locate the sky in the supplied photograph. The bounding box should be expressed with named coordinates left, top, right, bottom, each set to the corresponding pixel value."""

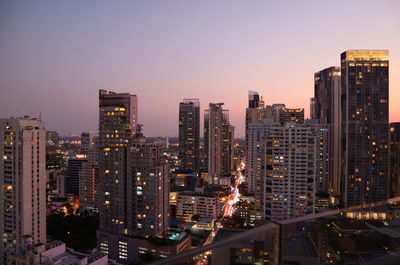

left=1, top=1, right=400, bottom=137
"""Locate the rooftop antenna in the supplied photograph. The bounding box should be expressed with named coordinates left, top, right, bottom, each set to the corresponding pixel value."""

left=39, top=110, right=42, bottom=121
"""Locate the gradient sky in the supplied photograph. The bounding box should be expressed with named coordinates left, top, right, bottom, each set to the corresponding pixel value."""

left=1, top=1, right=400, bottom=137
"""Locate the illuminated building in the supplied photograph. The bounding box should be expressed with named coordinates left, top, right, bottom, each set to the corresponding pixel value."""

left=313, top=66, right=341, bottom=198
left=261, top=124, right=316, bottom=222
left=176, top=190, right=218, bottom=222
left=81, top=132, right=93, bottom=154
left=66, top=157, right=87, bottom=195
left=245, top=91, right=272, bottom=193
left=0, top=118, right=46, bottom=258
left=390, top=122, right=400, bottom=198
left=46, top=130, right=59, bottom=145
left=340, top=50, right=389, bottom=207
left=279, top=107, right=304, bottom=124
left=179, top=99, right=200, bottom=173
left=98, top=89, right=137, bottom=235
left=79, top=140, right=99, bottom=210
left=204, top=103, right=234, bottom=185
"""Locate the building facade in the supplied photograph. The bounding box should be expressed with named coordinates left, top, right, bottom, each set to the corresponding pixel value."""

left=179, top=99, right=200, bottom=172
left=204, top=103, right=234, bottom=185
left=340, top=50, right=389, bottom=207
left=81, top=132, right=93, bottom=154
left=390, top=122, right=400, bottom=198
left=79, top=141, right=99, bottom=210
left=0, top=118, right=46, bottom=258
left=313, top=66, right=341, bottom=199
left=176, top=191, right=218, bottom=222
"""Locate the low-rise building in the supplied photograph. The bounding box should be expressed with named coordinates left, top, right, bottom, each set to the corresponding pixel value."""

left=176, top=190, right=218, bottom=222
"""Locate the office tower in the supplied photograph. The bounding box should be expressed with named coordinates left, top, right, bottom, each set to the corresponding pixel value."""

left=66, top=157, right=87, bottom=195
left=390, top=123, right=400, bottom=198
left=98, top=89, right=137, bottom=235
left=81, top=132, right=93, bottom=154
left=341, top=50, right=389, bottom=207
left=279, top=107, right=304, bottom=124
left=310, top=98, right=317, bottom=120
left=313, top=66, right=341, bottom=198
left=0, top=118, right=46, bottom=257
left=262, top=124, right=316, bottom=222
left=46, top=130, right=59, bottom=145
left=79, top=141, right=99, bottom=210
left=245, top=91, right=272, bottom=193
left=178, top=99, right=200, bottom=172
left=204, top=103, right=234, bottom=185
left=247, top=119, right=277, bottom=219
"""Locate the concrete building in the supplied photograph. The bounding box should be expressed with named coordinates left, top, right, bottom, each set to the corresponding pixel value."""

left=66, top=157, right=87, bottom=196
left=245, top=91, right=272, bottom=194
left=340, top=50, right=389, bottom=207
left=204, top=103, right=234, bottom=185
left=390, top=122, right=400, bottom=198
left=98, top=89, right=137, bottom=235
left=6, top=236, right=110, bottom=265
left=79, top=141, right=99, bottom=210
left=176, top=190, right=218, bottom=222
left=261, top=124, right=316, bottom=222
left=313, top=66, right=341, bottom=199
left=179, top=99, right=200, bottom=173
left=0, top=118, right=46, bottom=258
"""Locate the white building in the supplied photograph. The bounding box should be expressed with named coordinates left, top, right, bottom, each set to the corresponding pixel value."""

left=261, top=124, right=316, bottom=222
left=0, top=118, right=46, bottom=257
left=176, top=190, right=218, bottom=222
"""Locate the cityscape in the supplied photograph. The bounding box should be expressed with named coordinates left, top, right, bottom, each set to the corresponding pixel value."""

left=1, top=1, right=400, bottom=265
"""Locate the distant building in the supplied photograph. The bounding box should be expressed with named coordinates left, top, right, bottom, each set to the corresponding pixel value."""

left=79, top=141, right=99, bottom=210
left=81, top=132, right=93, bottom=154
left=0, top=118, right=46, bottom=257
left=66, top=157, right=87, bottom=195
left=390, top=122, right=400, bottom=198
left=46, top=130, right=59, bottom=145
left=340, top=50, right=389, bottom=207
left=179, top=99, right=200, bottom=172
left=204, top=103, right=234, bottom=185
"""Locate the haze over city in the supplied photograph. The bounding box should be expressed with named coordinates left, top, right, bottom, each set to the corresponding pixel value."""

left=1, top=0, right=400, bottom=136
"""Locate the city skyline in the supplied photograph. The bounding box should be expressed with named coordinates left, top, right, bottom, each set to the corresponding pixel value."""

left=1, top=1, right=400, bottom=137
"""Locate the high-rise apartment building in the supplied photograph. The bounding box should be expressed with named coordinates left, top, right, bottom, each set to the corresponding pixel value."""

left=98, top=89, right=137, bottom=235
left=261, top=124, right=316, bottom=222
left=66, top=157, right=87, bottom=195
left=204, top=103, right=234, bottom=185
left=79, top=141, right=99, bottom=210
left=313, top=66, right=341, bottom=198
left=81, top=132, right=93, bottom=154
left=179, top=99, right=200, bottom=172
left=390, top=123, right=400, bottom=198
left=126, top=129, right=169, bottom=237
left=340, top=50, right=389, bottom=207
left=245, top=91, right=271, bottom=193
left=0, top=118, right=46, bottom=257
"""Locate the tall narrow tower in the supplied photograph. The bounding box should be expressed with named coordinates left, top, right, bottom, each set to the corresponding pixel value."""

left=0, top=118, right=46, bottom=257
left=340, top=50, right=389, bottom=207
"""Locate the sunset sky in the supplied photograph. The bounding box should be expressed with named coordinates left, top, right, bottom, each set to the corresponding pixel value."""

left=1, top=1, right=400, bottom=137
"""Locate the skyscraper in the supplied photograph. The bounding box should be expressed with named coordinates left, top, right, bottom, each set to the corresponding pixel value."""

left=340, top=50, right=389, bottom=207
left=261, top=124, right=316, bottom=222
left=66, top=157, right=87, bottom=195
left=0, top=118, right=46, bottom=257
left=179, top=99, right=200, bottom=172
left=204, top=103, right=234, bottom=185
left=313, top=66, right=341, bottom=197
left=98, top=89, right=137, bottom=234
left=389, top=123, right=400, bottom=198
left=245, top=91, right=271, bottom=193
left=79, top=140, right=99, bottom=210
